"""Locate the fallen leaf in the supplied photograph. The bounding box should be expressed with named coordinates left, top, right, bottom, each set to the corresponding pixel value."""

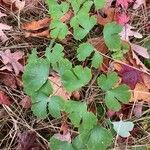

left=116, top=12, right=130, bottom=25
left=116, top=0, right=134, bottom=8
left=131, top=83, right=150, bottom=102
left=133, top=0, right=146, bottom=9
left=133, top=101, right=144, bottom=118
left=118, top=64, right=143, bottom=89
left=49, top=74, right=71, bottom=100
left=0, top=72, right=17, bottom=88
left=19, top=96, right=31, bottom=109
left=24, top=29, right=50, bottom=38
left=60, top=10, right=73, bottom=23
left=120, top=24, right=143, bottom=41
left=0, top=91, right=12, bottom=105
left=0, top=49, right=24, bottom=75
left=141, top=73, right=150, bottom=89
left=22, top=17, right=51, bottom=31
left=131, top=43, right=149, bottom=59
left=54, top=132, right=71, bottom=143
left=96, top=8, right=115, bottom=26
left=17, top=131, right=40, bottom=150
left=0, top=11, right=12, bottom=43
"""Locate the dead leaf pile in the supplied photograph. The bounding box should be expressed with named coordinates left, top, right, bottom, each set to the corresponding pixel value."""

left=0, top=90, right=12, bottom=105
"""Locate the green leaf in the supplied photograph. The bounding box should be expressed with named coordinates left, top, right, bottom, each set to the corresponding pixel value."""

left=97, top=72, right=119, bottom=91
left=97, top=72, right=131, bottom=111
left=65, top=100, right=87, bottom=127
left=77, top=43, right=94, bottom=61
left=72, top=136, right=86, bottom=150
left=112, top=121, right=134, bottom=137
left=94, top=0, right=106, bottom=9
left=31, top=93, right=48, bottom=118
left=48, top=96, right=65, bottom=118
left=87, top=126, right=112, bottom=150
left=91, top=51, right=103, bottom=68
left=103, top=22, right=122, bottom=50
left=50, top=137, right=74, bottom=150
left=50, top=20, right=68, bottom=40
left=23, top=59, right=49, bottom=96
left=45, top=43, right=64, bottom=64
left=105, top=85, right=131, bottom=111
left=61, top=66, right=92, bottom=92
left=47, top=1, right=69, bottom=19
left=32, top=93, right=65, bottom=119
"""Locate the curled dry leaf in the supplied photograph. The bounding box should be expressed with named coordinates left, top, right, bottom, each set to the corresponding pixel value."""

left=22, top=17, right=51, bottom=31
left=133, top=101, right=144, bottom=118
left=0, top=49, right=24, bottom=75
left=131, top=43, right=149, bottom=59
left=0, top=91, right=12, bottom=105
left=131, top=83, right=150, bottom=102
left=141, top=73, right=150, bottom=89
left=49, top=74, right=71, bottom=100
left=96, top=8, right=115, bottom=26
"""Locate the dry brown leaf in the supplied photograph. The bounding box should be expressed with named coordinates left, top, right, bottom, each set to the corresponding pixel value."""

left=96, top=8, right=115, bottom=26
left=22, top=17, right=51, bottom=31
left=24, top=29, right=50, bottom=38
left=60, top=10, right=73, bottom=23
left=131, top=83, right=150, bottom=102
left=131, top=43, right=149, bottom=59
left=49, top=74, right=71, bottom=100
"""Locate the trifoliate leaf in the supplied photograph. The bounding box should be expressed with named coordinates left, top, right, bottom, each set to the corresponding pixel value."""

left=87, top=126, right=113, bottom=150
left=112, top=121, right=134, bottom=137
left=91, top=51, right=103, bottom=68
left=105, top=85, right=131, bottom=111
left=45, top=43, right=64, bottom=65
left=65, top=100, right=87, bottom=127
left=97, top=72, right=119, bottom=91
left=103, top=22, right=122, bottom=49
left=97, top=72, right=131, bottom=111
left=50, top=20, right=68, bottom=40
left=50, top=137, right=74, bottom=150
left=61, top=65, right=92, bottom=92
left=48, top=1, right=69, bottom=19
left=23, top=59, right=49, bottom=96
left=32, top=93, right=65, bottom=119
left=94, top=0, right=106, bottom=9
left=77, top=43, right=94, bottom=61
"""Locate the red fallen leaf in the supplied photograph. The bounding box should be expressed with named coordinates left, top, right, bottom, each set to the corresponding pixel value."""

left=0, top=91, right=12, bottom=105
left=0, top=72, right=17, bottom=89
left=17, top=131, right=40, bottom=150
left=0, top=49, right=24, bottom=75
left=116, top=12, right=129, bottom=25
left=19, top=96, right=31, bottom=109
left=118, top=64, right=143, bottom=89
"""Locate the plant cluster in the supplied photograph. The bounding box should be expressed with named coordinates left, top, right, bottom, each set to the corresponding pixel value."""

left=23, top=0, right=133, bottom=149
